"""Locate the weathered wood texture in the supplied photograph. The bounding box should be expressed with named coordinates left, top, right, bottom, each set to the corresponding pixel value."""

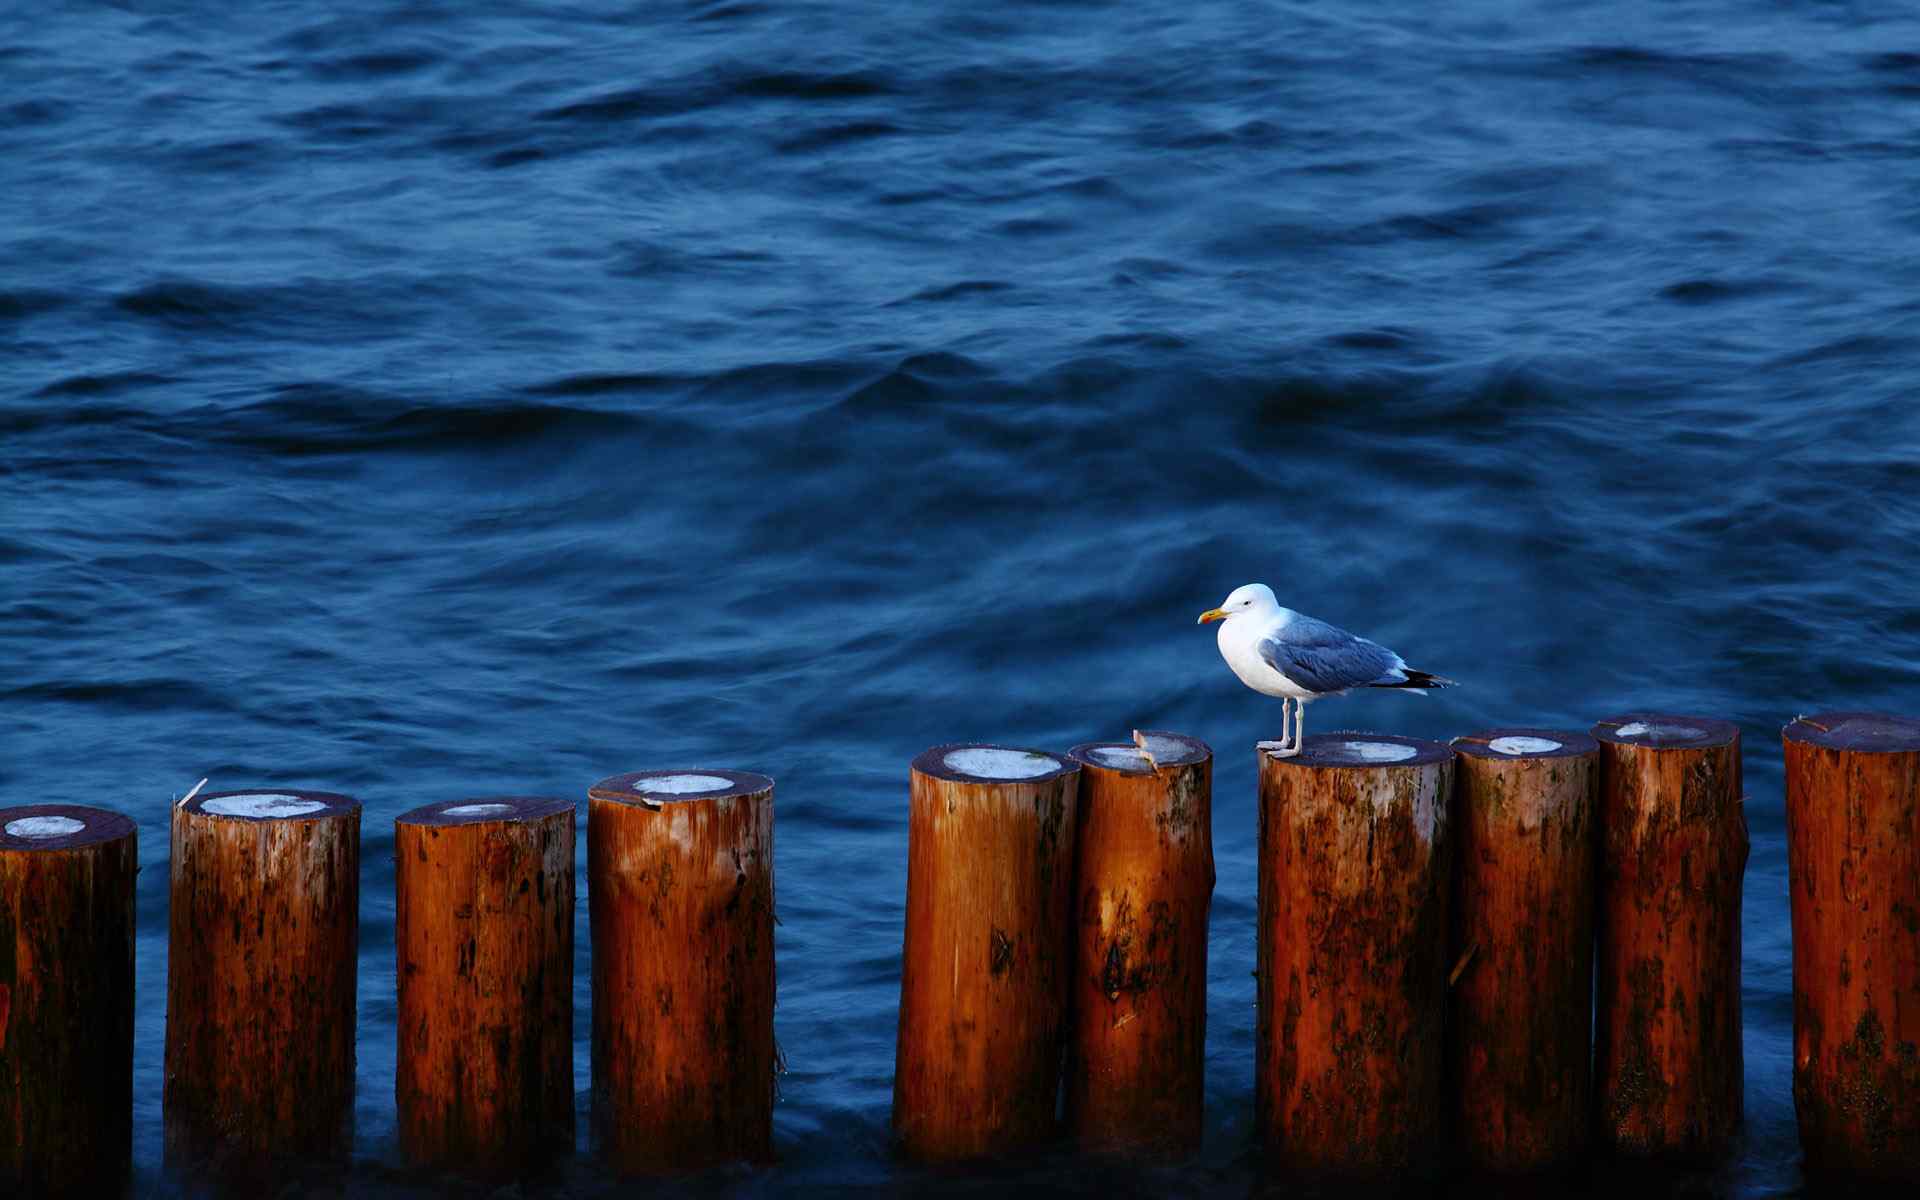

left=893, top=744, right=1080, bottom=1162
left=1591, top=714, right=1746, bottom=1161
left=1448, top=729, right=1598, bottom=1172
left=588, top=770, right=775, bottom=1172
left=395, top=796, right=575, bottom=1174
left=0, top=805, right=137, bottom=1197
left=1063, top=732, right=1214, bottom=1159
left=1784, top=712, right=1920, bottom=1182
left=1256, top=733, right=1453, bottom=1179
left=165, top=790, right=361, bottom=1173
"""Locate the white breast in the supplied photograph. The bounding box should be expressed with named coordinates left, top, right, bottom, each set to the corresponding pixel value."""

left=1217, top=614, right=1314, bottom=700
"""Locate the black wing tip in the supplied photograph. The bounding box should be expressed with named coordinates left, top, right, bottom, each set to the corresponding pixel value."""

left=1375, top=669, right=1456, bottom=689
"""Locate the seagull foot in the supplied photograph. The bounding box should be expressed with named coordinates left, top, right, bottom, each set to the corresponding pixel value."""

left=1257, top=740, right=1288, bottom=752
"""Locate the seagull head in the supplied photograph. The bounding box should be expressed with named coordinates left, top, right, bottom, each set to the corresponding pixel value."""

left=1198, top=583, right=1279, bottom=625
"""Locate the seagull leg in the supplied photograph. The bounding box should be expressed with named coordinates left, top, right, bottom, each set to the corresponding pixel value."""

left=1274, top=698, right=1302, bottom=757
left=1258, top=699, right=1288, bottom=753
left=1261, top=698, right=1301, bottom=758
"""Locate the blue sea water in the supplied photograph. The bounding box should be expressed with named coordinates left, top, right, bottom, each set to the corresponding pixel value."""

left=7, top=0, right=1920, bottom=1194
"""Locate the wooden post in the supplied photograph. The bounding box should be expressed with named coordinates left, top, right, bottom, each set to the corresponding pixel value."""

left=893, top=744, right=1079, bottom=1162
left=1062, top=732, right=1213, bottom=1160
left=395, top=796, right=575, bottom=1175
left=165, top=790, right=360, bottom=1174
left=1255, top=733, right=1453, bottom=1179
left=0, top=806, right=137, bottom=1197
left=1784, top=712, right=1920, bottom=1182
left=1591, top=714, right=1746, bottom=1161
left=588, top=770, right=775, bottom=1172
left=1447, top=729, right=1599, bottom=1172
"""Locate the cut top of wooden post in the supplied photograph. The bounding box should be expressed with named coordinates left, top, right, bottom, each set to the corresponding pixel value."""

left=0, top=804, right=135, bottom=851
left=910, top=744, right=1076, bottom=784
left=588, top=769, right=773, bottom=808
left=1068, top=730, right=1210, bottom=775
left=1452, top=728, right=1600, bottom=829
left=1783, top=711, right=1920, bottom=753
left=396, top=795, right=575, bottom=827
left=1452, top=727, right=1599, bottom=762
left=180, top=789, right=359, bottom=822
left=1265, top=731, right=1453, bottom=769
left=1591, top=713, right=1739, bottom=750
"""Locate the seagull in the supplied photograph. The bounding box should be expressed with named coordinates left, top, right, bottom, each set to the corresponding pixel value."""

left=1197, top=583, right=1453, bottom=757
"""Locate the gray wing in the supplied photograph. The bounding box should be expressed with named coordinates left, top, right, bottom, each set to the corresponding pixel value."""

left=1258, top=615, right=1403, bottom=695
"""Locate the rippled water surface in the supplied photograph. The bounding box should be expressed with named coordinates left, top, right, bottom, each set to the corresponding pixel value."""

left=8, top=1, right=1920, bottom=1195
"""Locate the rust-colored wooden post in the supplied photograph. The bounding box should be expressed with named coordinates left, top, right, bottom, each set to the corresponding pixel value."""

left=0, top=806, right=137, bottom=1197
left=165, top=790, right=360, bottom=1174
left=1591, top=714, right=1746, bottom=1161
left=589, top=770, right=775, bottom=1172
left=1448, top=729, right=1598, bottom=1172
left=1256, top=733, right=1453, bottom=1179
left=893, top=745, right=1079, bottom=1162
left=1784, top=712, right=1920, bottom=1182
left=395, top=796, right=575, bottom=1174
left=1062, top=732, right=1212, bottom=1159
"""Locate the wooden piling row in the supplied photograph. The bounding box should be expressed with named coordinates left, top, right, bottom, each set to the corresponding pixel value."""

left=1447, top=729, right=1598, bottom=1174
left=1256, top=733, right=1454, bottom=1180
left=1591, top=714, right=1747, bottom=1162
left=1784, top=712, right=1920, bottom=1184
left=0, top=806, right=138, bottom=1198
left=1063, top=732, right=1213, bottom=1160
left=29, top=705, right=1920, bottom=1187
left=589, top=770, right=777, bottom=1173
left=165, top=790, right=362, bottom=1177
left=892, top=745, right=1080, bottom=1162
left=395, top=796, right=574, bottom=1175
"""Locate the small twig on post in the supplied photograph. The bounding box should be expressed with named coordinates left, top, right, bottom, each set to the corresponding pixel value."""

left=1130, top=730, right=1161, bottom=772
left=175, top=778, right=208, bottom=811
left=1448, top=942, right=1480, bottom=988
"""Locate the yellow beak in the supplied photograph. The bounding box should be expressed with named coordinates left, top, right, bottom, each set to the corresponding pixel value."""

left=1197, top=607, right=1228, bottom=625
